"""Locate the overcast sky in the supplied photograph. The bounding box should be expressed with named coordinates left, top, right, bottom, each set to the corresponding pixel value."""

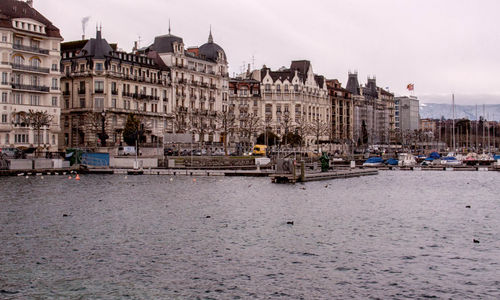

left=35, top=0, right=500, bottom=104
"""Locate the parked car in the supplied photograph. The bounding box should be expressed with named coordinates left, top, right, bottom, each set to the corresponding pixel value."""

left=164, top=148, right=179, bottom=156
left=180, top=149, right=191, bottom=156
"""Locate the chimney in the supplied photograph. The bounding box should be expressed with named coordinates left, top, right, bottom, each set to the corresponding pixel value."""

left=133, top=41, right=138, bottom=52
left=26, top=0, right=33, bottom=7
left=82, top=34, right=85, bottom=40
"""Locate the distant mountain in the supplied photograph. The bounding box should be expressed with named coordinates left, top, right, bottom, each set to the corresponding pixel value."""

left=419, top=103, right=500, bottom=121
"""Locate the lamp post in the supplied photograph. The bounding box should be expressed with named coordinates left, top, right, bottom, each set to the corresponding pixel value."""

left=99, top=111, right=108, bottom=147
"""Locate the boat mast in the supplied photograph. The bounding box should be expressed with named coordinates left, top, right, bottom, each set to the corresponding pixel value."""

left=452, top=94, right=456, bottom=152
left=475, top=104, right=478, bottom=151
left=482, top=104, right=486, bottom=154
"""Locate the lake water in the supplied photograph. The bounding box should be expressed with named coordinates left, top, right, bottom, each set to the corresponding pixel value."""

left=1, top=171, right=500, bottom=299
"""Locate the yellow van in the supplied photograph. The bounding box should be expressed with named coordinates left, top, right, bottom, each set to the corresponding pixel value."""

left=252, top=144, right=267, bottom=156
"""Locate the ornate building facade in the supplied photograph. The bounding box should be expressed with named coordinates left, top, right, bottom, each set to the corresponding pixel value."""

left=326, top=79, right=353, bottom=143
left=60, top=29, right=170, bottom=148
left=144, top=29, right=229, bottom=144
left=0, top=0, right=62, bottom=151
left=346, top=72, right=395, bottom=145
left=248, top=60, right=331, bottom=148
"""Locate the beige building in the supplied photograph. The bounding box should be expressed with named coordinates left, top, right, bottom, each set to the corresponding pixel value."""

left=60, top=29, right=170, bottom=149
left=327, top=79, right=354, bottom=143
left=0, top=0, right=62, bottom=152
left=144, top=29, right=229, bottom=144
left=248, top=60, right=331, bottom=148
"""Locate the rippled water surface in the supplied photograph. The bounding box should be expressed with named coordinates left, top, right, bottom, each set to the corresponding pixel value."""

left=1, top=171, right=500, bottom=299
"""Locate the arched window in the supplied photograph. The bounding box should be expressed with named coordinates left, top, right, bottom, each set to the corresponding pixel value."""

left=30, top=57, right=41, bottom=67
left=13, top=55, right=24, bottom=65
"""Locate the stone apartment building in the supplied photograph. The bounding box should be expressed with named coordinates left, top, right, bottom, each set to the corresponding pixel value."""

left=143, top=29, right=229, bottom=145
left=0, top=0, right=62, bottom=152
left=60, top=29, right=170, bottom=149
left=326, top=79, right=353, bottom=143
left=247, top=60, right=331, bottom=148
left=346, top=72, right=395, bottom=145
left=228, top=77, right=261, bottom=152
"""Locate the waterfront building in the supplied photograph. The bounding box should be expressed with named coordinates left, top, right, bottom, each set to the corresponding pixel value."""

left=326, top=79, right=354, bottom=144
left=346, top=72, right=395, bottom=145
left=60, top=29, right=170, bottom=148
left=0, top=0, right=62, bottom=152
left=228, top=77, right=261, bottom=152
left=246, top=60, right=331, bottom=148
left=395, top=95, right=420, bottom=133
left=144, top=29, right=229, bottom=146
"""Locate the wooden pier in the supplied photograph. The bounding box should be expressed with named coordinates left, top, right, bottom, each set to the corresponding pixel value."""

left=270, top=169, right=378, bottom=184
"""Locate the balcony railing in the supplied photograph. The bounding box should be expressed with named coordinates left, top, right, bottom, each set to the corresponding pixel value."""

left=11, top=63, right=49, bottom=73
left=94, top=89, right=104, bottom=94
left=78, top=88, right=86, bottom=94
left=11, top=83, right=49, bottom=92
left=13, top=43, right=49, bottom=55
left=111, top=90, right=118, bottom=95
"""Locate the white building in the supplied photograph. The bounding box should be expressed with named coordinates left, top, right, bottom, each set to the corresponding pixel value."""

left=395, top=96, right=420, bottom=132
left=0, top=0, right=62, bottom=152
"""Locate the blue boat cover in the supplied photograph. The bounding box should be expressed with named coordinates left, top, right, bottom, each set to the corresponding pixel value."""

left=441, top=156, right=457, bottom=161
left=425, top=157, right=434, bottom=161
left=429, top=152, right=440, bottom=159
left=385, top=158, right=399, bottom=165
left=365, top=157, right=383, bottom=163
left=494, top=155, right=500, bottom=160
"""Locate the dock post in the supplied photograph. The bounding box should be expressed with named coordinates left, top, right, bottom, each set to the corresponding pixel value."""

left=292, top=159, right=296, bottom=182
left=300, top=160, right=305, bottom=182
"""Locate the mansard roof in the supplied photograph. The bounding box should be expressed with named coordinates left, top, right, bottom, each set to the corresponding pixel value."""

left=346, top=73, right=360, bottom=95
left=0, top=0, right=61, bottom=38
left=149, top=34, right=183, bottom=53
left=290, top=60, right=311, bottom=75
left=80, top=29, right=113, bottom=59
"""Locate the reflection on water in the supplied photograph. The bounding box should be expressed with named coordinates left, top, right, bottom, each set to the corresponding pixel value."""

left=1, top=171, right=500, bottom=298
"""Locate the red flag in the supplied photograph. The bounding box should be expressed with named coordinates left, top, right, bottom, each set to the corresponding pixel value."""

left=407, top=83, right=414, bottom=91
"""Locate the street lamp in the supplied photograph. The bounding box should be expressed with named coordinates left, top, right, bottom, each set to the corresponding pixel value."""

left=99, top=110, right=108, bottom=147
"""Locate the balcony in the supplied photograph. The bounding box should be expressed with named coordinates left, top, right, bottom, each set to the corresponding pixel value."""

left=63, top=90, right=70, bottom=96
left=94, top=89, right=104, bottom=94
left=111, top=89, right=118, bottom=95
left=210, top=84, right=216, bottom=89
left=13, top=43, right=49, bottom=55
left=11, top=63, right=50, bottom=74
left=78, top=88, right=86, bottom=94
left=209, top=96, right=215, bottom=102
left=11, top=83, right=49, bottom=92
left=122, top=91, right=132, bottom=97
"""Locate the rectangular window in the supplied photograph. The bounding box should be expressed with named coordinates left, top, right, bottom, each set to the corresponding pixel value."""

left=111, top=98, right=116, bottom=108
left=80, top=98, right=85, bottom=108
left=51, top=78, right=58, bottom=89
left=95, top=80, right=104, bottom=93
left=1, top=35, right=6, bottom=42
left=1, top=114, right=7, bottom=123
left=52, top=96, right=58, bottom=107
left=51, top=63, right=58, bottom=71
left=95, top=63, right=103, bottom=71
left=1, top=92, right=7, bottom=103
left=94, top=98, right=104, bottom=108
left=5, top=133, right=9, bottom=144
left=1, top=72, right=7, bottom=84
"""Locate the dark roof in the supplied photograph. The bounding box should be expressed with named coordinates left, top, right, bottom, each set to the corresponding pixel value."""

left=314, top=75, right=325, bottom=89
left=80, top=30, right=113, bottom=59
left=346, top=73, right=360, bottom=95
left=0, top=0, right=61, bottom=38
left=149, top=34, right=183, bottom=53
left=290, top=60, right=311, bottom=75
left=198, top=30, right=226, bottom=62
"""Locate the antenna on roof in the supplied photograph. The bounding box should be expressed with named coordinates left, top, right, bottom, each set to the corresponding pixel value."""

left=168, top=19, right=171, bottom=35
left=208, top=25, right=213, bottom=43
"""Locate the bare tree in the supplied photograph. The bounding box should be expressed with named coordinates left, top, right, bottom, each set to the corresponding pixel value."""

left=238, top=112, right=262, bottom=151
left=215, top=110, right=236, bottom=155
left=84, top=111, right=108, bottom=147
left=294, top=115, right=311, bottom=152
left=311, top=118, right=330, bottom=152
left=18, top=109, right=53, bottom=156
left=279, top=112, right=293, bottom=147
